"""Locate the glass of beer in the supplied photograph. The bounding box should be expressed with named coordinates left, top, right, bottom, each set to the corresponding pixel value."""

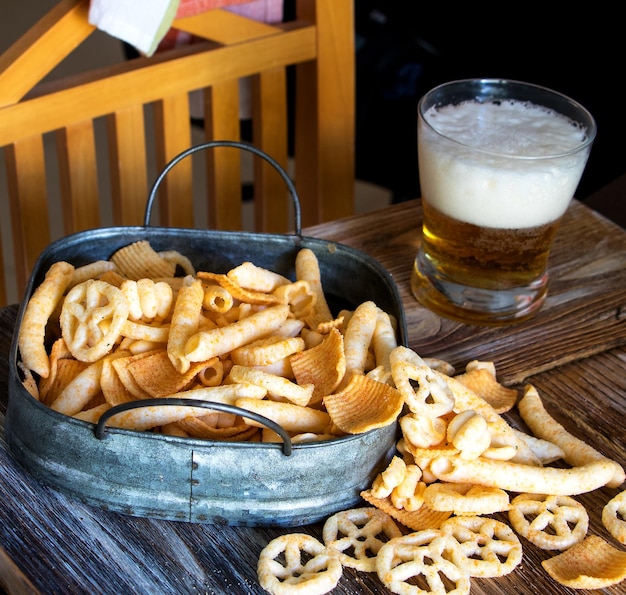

left=411, top=79, right=596, bottom=325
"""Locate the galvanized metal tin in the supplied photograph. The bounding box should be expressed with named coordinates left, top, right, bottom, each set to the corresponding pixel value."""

left=5, top=141, right=407, bottom=527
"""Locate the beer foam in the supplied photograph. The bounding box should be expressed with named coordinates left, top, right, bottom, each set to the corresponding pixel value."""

left=419, top=99, right=591, bottom=229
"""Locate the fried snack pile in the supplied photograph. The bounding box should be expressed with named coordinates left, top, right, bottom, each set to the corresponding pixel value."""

left=17, top=241, right=406, bottom=441
left=257, top=354, right=626, bottom=594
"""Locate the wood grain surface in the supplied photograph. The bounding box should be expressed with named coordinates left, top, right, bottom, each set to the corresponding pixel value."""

left=1, top=198, right=625, bottom=594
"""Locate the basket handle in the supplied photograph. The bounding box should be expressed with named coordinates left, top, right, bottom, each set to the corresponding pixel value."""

left=143, top=140, right=302, bottom=236
left=95, top=398, right=293, bottom=456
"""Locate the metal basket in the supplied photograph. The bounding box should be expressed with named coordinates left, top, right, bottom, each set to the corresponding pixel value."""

left=6, top=141, right=406, bottom=527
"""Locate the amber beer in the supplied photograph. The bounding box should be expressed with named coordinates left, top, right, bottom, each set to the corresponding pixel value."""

left=411, top=80, right=596, bottom=324
left=418, top=202, right=561, bottom=289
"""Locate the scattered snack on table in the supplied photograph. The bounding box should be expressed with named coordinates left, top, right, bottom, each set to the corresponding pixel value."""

left=322, top=507, right=402, bottom=572
left=429, top=455, right=618, bottom=496
left=454, top=361, right=518, bottom=414
left=423, top=482, right=510, bottom=516
left=284, top=341, right=622, bottom=593
left=440, top=516, right=522, bottom=577
left=257, top=533, right=343, bottom=595
left=17, top=241, right=626, bottom=594
left=519, top=384, right=626, bottom=488
left=541, top=535, right=626, bottom=589
left=603, top=490, right=626, bottom=545
left=508, top=493, right=589, bottom=550
left=360, top=490, right=452, bottom=532
left=376, top=529, right=471, bottom=595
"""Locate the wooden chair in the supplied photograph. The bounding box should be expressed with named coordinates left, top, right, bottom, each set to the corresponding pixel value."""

left=0, top=0, right=355, bottom=306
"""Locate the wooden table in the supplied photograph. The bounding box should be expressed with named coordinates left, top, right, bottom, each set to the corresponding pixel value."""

left=1, top=197, right=626, bottom=594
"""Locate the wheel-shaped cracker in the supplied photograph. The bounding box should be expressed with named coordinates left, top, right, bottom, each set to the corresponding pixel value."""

left=376, top=529, right=470, bottom=595
left=602, top=489, right=626, bottom=545
left=322, top=507, right=402, bottom=572
left=257, top=533, right=342, bottom=595
left=508, top=493, right=588, bottom=550
left=440, top=516, right=522, bottom=577
left=60, top=280, right=129, bottom=363
left=390, top=346, right=455, bottom=419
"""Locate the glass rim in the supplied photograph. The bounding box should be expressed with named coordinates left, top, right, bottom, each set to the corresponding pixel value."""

left=418, top=78, right=597, bottom=160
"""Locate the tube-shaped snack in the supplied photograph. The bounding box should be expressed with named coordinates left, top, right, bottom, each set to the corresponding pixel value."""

left=430, top=456, right=618, bottom=496
left=167, top=276, right=205, bottom=373
left=18, top=261, right=75, bottom=378
left=184, top=304, right=290, bottom=362
left=519, top=384, right=625, bottom=488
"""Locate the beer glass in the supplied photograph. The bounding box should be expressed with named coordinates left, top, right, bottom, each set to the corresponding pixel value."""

left=411, top=79, right=596, bottom=325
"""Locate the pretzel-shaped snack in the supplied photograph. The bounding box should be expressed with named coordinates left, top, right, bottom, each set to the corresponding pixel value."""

left=60, top=279, right=129, bottom=363
left=508, top=493, right=589, bottom=550
left=440, top=516, right=522, bottom=578
left=257, top=533, right=342, bottom=595
left=322, top=507, right=402, bottom=572
left=390, top=346, right=455, bottom=419
left=376, top=529, right=470, bottom=595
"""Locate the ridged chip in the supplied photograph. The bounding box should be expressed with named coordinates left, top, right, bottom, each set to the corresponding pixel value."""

left=454, top=367, right=518, bottom=413
left=541, top=535, right=626, bottom=589
left=126, top=350, right=210, bottom=397
left=101, top=354, right=135, bottom=406
left=39, top=358, right=89, bottom=407
left=111, top=351, right=157, bottom=399
left=323, top=373, right=403, bottom=434
left=110, top=241, right=176, bottom=280
left=176, top=416, right=259, bottom=441
left=38, top=339, right=79, bottom=405
left=361, top=489, right=451, bottom=531
left=290, top=328, right=345, bottom=401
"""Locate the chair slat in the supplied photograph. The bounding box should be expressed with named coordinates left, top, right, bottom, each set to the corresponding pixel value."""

left=251, top=68, right=289, bottom=233
left=295, top=0, right=355, bottom=226
left=0, top=25, right=317, bottom=148
left=153, top=95, right=194, bottom=228
left=56, top=120, right=100, bottom=232
left=0, top=0, right=94, bottom=108
left=106, top=106, right=149, bottom=226
left=4, top=136, right=51, bottom=298
left=204, top=80, right=242, bottom=231
left=0, top=228, right=6, bottom=306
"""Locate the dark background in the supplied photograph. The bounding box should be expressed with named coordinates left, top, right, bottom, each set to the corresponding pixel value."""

left=351, top=3, right=622, bottom=203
